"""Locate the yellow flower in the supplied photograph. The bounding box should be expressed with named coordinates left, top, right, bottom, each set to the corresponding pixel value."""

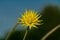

left=18, top=10, right=42, bottom=29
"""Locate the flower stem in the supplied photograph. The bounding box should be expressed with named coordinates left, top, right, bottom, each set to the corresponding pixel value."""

left=23, top=26, right=29, bottom=40
left=5, top=22, right=19, bottom=40
left=41, top=25, right=60, bottom=40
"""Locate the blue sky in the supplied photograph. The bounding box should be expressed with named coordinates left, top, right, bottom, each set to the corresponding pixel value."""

left=0, top=0, right=60, bottom=38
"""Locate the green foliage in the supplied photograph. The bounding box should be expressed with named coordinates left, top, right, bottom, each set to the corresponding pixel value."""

left=38, top=5, right=60, bottom=40
left=7, top=30, right=22, bottom=40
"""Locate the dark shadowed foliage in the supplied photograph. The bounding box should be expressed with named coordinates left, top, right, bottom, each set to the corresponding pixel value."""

left=6, top=30, right=22, bottom=40
left=38, top=5, right=60, bottom=40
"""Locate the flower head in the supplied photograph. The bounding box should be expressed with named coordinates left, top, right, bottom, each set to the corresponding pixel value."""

left=18, top=10, right=42, bottom=29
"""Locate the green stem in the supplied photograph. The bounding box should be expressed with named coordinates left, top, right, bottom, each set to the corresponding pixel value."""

left=5, top=22, right=19, bottom=40
left=41, top=25, right=60, bottom=40
left=23, top=26, right=29, bottom=40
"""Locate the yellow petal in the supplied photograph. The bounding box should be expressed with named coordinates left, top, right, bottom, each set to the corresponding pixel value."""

left=37, top=20, right=43, bottom=22
left=35, top=23, right=40, bottom=25
left=32, top=25, right=38, bottom=28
